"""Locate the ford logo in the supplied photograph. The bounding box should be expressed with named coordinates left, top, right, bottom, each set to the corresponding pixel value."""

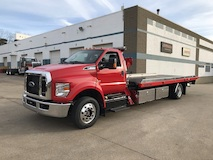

left=28, top=81, right=35, bottom=87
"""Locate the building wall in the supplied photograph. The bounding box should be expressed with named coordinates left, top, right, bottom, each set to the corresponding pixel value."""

left=198, top=49, right=213, bottom=77
left=123, top=6, right=138, bottom=73
left=1, top=5, right=213, bottom=83
left=196, top=38, right=213, bottom=83
left=124, top=6, right=213, bottom=83
left=146, top=19, right=196, bottom=76
left=0, top=11, right=124, bottom=67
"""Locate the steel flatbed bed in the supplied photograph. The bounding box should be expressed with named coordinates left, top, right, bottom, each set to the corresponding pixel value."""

left=127, top=74, right=198, bottom=89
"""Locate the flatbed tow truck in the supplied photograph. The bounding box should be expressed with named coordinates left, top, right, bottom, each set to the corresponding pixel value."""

left=6, top=56, right=41, bottom=75
left=22, top=47, right=198, bottom=128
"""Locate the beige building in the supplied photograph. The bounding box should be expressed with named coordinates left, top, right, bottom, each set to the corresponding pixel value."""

left=15, top=33, right=31, bottom=41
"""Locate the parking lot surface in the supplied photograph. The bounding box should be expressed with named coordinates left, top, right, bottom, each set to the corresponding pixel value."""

left=0, top=73, right=213, bottom=160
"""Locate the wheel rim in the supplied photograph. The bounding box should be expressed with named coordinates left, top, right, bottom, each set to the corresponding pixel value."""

left=80, top=103, right=96, bottom=124
left=177, top=85, right=182, bottom=98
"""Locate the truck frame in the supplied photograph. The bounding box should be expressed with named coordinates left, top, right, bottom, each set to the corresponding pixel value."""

left=22, top=47, right=198, bottom=128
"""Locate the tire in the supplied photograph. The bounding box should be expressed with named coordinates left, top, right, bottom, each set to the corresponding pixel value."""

left=11, top=71, right=15, bottom=75
left=169, top=83, right=183, bottom=99
left=18, top=69, right=21, bottom=75
left=71, top=96, right=100, bottom=129
left=8, top=69, right=11, bottom=75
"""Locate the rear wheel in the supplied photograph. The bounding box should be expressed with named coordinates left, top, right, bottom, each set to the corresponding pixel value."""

left=71, top=96, right=100, bottom=129
left=6, top=70, right=9, bottom=75
left=8, top=69, right=12, bottom=75
left=169, top=83, right=183, bottom=99
left=11, top=70, right=15, bottom=75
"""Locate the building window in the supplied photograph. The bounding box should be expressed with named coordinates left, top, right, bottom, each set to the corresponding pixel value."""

left=156, top=22, right=164, bottom=29
left=182, top=33, right=187, bottom=38
left=166, top=26, right=173, bottom=33
left=205, top=64, right=210, bottom=72
left=147, top=19, right=153, bottom=25
left=174, top=30, right=180, bottom=36
left=188, top=35, right=193, bottom=40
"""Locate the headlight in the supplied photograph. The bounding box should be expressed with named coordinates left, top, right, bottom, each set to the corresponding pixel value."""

left=55, top=83, right=70, bottom=97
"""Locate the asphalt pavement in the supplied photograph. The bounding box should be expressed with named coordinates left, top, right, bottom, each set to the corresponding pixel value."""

left=0, top=73, right=213, bottom=160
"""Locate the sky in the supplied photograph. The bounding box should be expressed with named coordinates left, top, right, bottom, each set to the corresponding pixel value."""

left=1, top=0, right=213, bottom=41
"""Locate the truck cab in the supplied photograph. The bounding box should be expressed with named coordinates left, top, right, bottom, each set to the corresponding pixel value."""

left=18, top=57, right=41, bottom=74
left=23, top=48, right=129, bottom=128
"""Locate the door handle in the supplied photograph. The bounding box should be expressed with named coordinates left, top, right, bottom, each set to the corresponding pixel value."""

left=121, top=71, right=124, bottom=76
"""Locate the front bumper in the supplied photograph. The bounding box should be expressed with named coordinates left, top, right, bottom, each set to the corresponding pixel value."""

left=22, top=93, right=71, bottom=118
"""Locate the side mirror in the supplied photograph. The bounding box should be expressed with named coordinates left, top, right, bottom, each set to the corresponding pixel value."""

left=108, top=58, right=117, bottom=69
left=98, top=62, right=105, bottom=70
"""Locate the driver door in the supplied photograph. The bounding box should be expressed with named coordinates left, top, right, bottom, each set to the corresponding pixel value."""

left=97, top=52, right=126, bottom=95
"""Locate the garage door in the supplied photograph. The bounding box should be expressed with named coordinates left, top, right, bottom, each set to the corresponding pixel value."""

left=50, top=50, right=60, bottom=64
left=34, top=52, right=43, bottom=64
left=3, top=57, right=7, bottom=66
left=10, top=55, right=17, bottom=68
left=93, top=43, right=113, bottom=48
left=69, top=47, right=84, bottom=56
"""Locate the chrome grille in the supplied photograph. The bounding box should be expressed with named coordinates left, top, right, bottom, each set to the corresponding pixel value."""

left=27, top=74, right=40, bottom=95
left=41, top=76, right=47, bottom=96
left=25, top=71, right=52, bottom=100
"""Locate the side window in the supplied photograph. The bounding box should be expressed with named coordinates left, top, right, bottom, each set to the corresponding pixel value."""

left=101, top=52, right=121, bottom=66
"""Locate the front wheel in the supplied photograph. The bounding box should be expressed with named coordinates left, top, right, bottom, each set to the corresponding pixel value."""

left=71, top=96, right=100, bottom=129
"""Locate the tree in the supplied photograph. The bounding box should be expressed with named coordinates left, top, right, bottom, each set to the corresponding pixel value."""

left=0, top=29, right=15, bottom=43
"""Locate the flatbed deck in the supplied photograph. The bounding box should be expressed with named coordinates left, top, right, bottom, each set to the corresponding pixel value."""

left=127, top=74, right=198, bottom=89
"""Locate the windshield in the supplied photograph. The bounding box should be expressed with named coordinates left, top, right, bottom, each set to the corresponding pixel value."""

left=64, top=50, right=103, bottom=64
left=25, top=58, right=36, bottom=62
left=21, top=58, right=36, bottom=65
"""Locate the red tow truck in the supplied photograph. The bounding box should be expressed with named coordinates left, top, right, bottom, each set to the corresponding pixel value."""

left=22, top=47, right=198, bottom=128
